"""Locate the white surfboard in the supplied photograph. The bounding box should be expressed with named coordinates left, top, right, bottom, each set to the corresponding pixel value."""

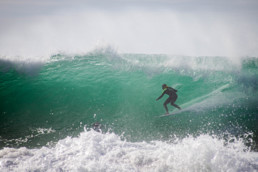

left=158, top=110, right=182, bottom=117
left=157, top=102, right=196, bottom=118
left=159, top=113, right=176, bottom=117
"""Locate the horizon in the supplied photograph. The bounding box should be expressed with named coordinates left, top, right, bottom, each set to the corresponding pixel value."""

left=0, top=0, right=258, bottom=59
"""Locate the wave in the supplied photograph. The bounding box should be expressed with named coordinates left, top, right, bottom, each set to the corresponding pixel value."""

left=0, top=51, right=257, bottom=150
left=0, top=47, right=257, bottom=76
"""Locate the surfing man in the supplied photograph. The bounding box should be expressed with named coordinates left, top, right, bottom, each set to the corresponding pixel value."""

left=156, top=84, right=181, bottom=114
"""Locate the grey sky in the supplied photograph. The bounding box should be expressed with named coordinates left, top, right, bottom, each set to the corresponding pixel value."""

left=0, top=0, right=258, bottom=58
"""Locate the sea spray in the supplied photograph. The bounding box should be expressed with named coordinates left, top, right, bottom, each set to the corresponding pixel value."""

left=0, top=130, right=257, bottom=172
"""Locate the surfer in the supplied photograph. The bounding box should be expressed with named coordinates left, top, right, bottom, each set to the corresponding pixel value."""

left=156, top=84, right=181, bottom=114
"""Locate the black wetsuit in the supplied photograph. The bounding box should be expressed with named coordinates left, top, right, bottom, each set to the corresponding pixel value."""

left=156, top=87, right=181, bottom=113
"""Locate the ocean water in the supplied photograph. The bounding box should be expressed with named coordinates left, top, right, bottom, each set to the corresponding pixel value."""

left=0, top=50, right=258, bottom=171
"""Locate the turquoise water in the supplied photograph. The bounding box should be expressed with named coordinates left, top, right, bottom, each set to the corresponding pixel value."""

left=1, top=52, right=257, bottom=148
left=0, top=52, right=258, bottom=171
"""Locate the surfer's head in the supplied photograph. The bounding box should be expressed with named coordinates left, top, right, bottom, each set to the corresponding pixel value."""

left=162, top=84, right=167, bottom=90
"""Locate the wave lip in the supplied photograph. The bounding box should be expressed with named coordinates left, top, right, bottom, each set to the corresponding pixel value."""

left=0, top=58, right=44, bottom=76
left=0, top=130, right=257, bottom=172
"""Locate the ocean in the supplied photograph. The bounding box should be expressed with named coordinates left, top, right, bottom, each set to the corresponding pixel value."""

left=0, top=49, right=258, bottom=171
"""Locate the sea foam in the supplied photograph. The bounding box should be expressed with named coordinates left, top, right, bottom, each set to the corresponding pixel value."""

left=0, top=129, right=257, bottom=172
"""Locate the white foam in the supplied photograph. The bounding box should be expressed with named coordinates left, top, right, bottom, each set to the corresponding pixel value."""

left=0, top=130, right=257, bottom=172
left=31, top=128, right=56, bottom=137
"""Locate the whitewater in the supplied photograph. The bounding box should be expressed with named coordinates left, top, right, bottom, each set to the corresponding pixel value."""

left=0, top=49, right=258, bottom=171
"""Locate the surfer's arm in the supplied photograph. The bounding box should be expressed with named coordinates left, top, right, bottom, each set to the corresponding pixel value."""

left=156, top=92, right=165, bottom=101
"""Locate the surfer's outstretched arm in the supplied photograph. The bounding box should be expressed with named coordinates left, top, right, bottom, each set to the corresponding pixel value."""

left=156, top=92, right=165, bottom=101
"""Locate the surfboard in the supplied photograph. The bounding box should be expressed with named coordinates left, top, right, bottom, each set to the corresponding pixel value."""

left=158, top=109, right=182, bottom=117
left=159, top=113, right=176, bottom=117
left=157, top=102, right=196, bottom=118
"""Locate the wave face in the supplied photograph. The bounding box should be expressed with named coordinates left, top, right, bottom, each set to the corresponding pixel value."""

left=0, top=52, right=258, bottom=171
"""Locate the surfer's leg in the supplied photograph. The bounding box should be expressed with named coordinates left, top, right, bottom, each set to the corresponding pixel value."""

left=163, top=104, right=169, bottom=114
left=163, top=98, right=170, bottom=114
left=171, top=103, right=181, bottom=110
left=170, top=95, right=181, bottom=110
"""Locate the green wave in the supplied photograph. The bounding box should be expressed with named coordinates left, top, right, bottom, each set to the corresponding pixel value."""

left=0, top=53, right=257, bottom=149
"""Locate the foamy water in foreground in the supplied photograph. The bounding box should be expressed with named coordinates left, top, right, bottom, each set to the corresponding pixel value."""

left=0, top=129, right=257, bottom=172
